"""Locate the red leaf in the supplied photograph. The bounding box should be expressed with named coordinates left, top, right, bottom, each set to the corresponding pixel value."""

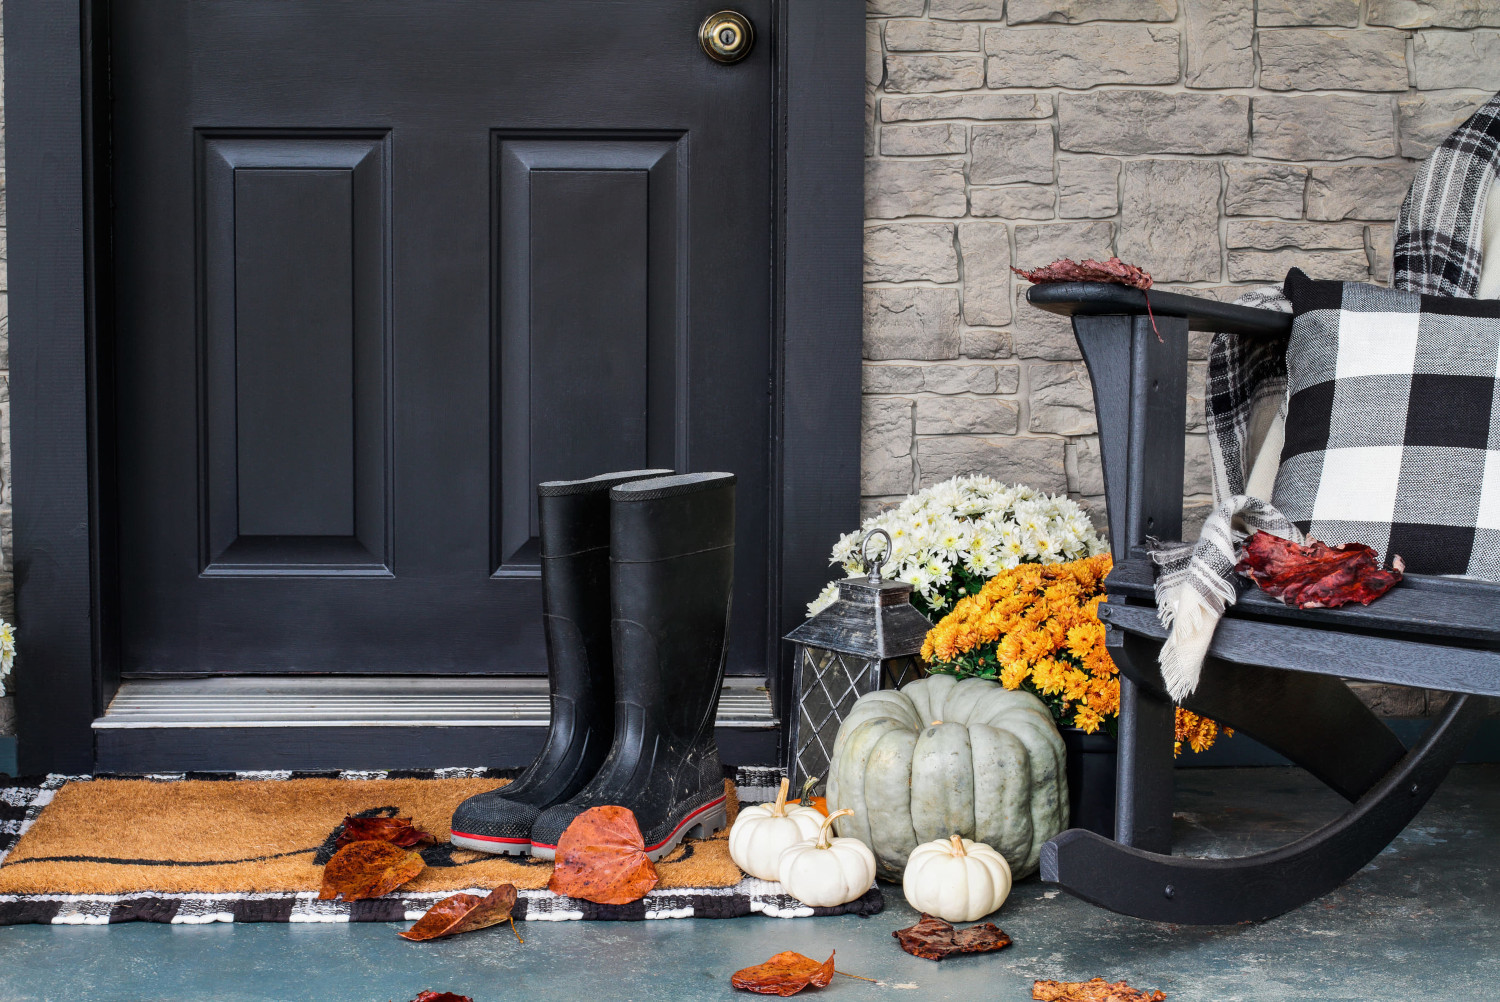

left=893, top=913, right=1012, bottom=961
left=317, top=841, right=425, bottom=902
left=730, top=951, right=836, bottom=996
left=398, top=884, right=518, bottom=941
left=1011, top=257, right=1153, bottom=291
left=1235, top=532, right=1404, bottom=610
left=1033, top=977, right=1167, bottom=1001
left=336, top=815, right=436, bottom=849
left=547, top=805, right=660, bottom=905
left=409, top=993, right=474, bottom=1002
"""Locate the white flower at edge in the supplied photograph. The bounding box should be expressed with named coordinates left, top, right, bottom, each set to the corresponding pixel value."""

left=0, top=620, right=14, bottom=698
left=806, top=582, right=840, bottom=618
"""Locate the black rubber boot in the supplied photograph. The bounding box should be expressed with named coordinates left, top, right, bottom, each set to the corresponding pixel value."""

left=530, top=472, right=736, bottom=862
left=450, top=469, right=672, bottom=854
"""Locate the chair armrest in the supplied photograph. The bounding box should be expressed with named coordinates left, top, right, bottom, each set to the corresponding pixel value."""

left=1027, top=282, right=1291, bottom=338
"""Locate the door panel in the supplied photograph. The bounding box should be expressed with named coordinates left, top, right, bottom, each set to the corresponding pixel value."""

left=111, top=1, right=773, bottom=675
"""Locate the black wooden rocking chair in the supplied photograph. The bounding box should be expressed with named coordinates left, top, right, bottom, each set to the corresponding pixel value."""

left=1028, top=283, right=1499, bottom=925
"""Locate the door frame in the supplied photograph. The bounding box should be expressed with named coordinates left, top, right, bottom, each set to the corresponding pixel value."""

left=5, top=0, right=864, bottom=773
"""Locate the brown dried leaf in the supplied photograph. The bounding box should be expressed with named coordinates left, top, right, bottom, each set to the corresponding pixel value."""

left=892, top=913, right=1012, bottom=961
left=1011, top=257, right=1153, bottom=291
left=547, top=805, right=660, bottom=905
left=1235, top=531, right=1403, bottom=610
left=317, top=840, right=425, bottom=902
left=730, top=951, right=836, bottom=996
left=398, top=884, right=518, bottom=941
left=408, top=993, right=474, bottom=1002
left=1033, top=977, right=1167, bottom=1001
left=336, top=815, right=437, bottom=850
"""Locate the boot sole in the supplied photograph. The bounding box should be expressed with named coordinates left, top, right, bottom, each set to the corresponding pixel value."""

left=448, top=831, right=534, bottom=855
left=529, top=794, right=728, bottom=863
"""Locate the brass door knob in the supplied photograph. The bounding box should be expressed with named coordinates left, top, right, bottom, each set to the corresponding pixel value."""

left=700, top=10, right=754, bottom=64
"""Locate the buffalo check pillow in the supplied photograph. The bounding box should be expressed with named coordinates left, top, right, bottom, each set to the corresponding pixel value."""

left=1274, top=268, right=1500, bottom=579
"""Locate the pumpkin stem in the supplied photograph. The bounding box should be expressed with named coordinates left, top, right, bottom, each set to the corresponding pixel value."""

left=949, top=833, right=967, bottom=856
left=799, top=775, right=820, bottom=806
left=817, top=809, right=854, bottom=849
left=771, top=777, right=790, bottom=817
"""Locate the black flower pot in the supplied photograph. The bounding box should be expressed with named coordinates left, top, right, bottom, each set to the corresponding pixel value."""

left=1060, top=727, right=1117, bottom=837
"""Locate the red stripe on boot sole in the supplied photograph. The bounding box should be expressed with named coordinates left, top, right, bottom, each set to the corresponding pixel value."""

left=449, top=831, right=533, bottom=845
left=529, top=795, right=727, bottom=853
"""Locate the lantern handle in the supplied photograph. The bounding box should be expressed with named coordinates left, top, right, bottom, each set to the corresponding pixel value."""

left=861, top=528, right=892, bottom=584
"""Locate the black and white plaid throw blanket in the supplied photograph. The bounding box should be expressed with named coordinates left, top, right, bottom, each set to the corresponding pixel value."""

left=1149, top=90, right=1500, bottom=701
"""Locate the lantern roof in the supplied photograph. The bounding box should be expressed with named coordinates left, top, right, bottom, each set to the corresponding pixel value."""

left=785, top=575, right=931, bottom=659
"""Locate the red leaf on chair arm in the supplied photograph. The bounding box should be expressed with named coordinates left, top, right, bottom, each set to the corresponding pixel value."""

left=1234, top=532, right=1404, bottom=609
left=1011, top=257, right=1153, bottom=290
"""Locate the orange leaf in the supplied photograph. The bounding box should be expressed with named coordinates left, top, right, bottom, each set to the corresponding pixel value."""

left=547, top=805, right=660, bottom=905
left=335, top=815, right=436, bottom=850
left=317, top=840, right=425, bottom=902
left=409, top=993, right=473, bottom=1002
left=731, top=951, right=836, bottom=996
left=1033, top=977, right=1167, bottom=1002
left=399, top=885, right=518, bottom=942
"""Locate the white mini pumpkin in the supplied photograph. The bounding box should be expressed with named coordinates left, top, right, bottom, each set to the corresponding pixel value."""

left=902, top=834, right=1012, bottom=923
left=728, top=777, right=827, bottom=881
left=777, top=809, right=877, bottom=907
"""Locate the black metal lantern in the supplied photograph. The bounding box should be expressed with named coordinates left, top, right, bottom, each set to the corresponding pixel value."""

left=784, top=529, right=932, bottom=790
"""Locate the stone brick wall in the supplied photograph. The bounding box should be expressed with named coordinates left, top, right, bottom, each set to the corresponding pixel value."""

left=0, top=11, right=12, bottom=738
left=861, top=0, right=1498, bottom=540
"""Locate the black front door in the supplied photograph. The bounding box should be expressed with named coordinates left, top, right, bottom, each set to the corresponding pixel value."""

left=110, top=2, right=773, bottom=676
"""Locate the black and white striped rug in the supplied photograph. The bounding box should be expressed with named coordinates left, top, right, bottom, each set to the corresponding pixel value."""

left=0, top=766, right=884, bottom=926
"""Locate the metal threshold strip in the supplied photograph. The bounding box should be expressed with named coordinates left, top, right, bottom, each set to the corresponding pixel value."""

left=95, top=677, right=778, bottom=730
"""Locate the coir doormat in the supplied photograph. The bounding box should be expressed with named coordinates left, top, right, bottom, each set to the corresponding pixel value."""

left=0, top=767, right=882, bottom=926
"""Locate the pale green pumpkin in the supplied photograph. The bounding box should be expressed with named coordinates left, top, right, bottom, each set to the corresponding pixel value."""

left=826, top=675, right=1068, bottom=880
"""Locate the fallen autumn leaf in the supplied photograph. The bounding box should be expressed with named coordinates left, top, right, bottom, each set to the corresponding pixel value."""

left=1011, top=257, right=1152, bottom=291
left=1033, top=977, right=1167, bottom=1001
left=730, top=951, right=836, bottom=996
left=547, top=805, right=660, bottom=905
left=318, top=840, right=425, bottom=902
left=336, top=815, right=437, bottom=850
left=399, top=884, right=520, bottom=942
left=1235, top=531, right=1403, bottom=610
left=893, top=913, right=1012, bottom=961
left=407, top=992, right=474, bottom=1002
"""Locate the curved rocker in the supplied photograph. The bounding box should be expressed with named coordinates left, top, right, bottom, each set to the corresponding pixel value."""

left=1041, top=691, right=1490, bottom=924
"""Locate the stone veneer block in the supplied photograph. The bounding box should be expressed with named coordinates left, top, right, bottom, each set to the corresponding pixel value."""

left=864, top=223, right=959, bottom=284
left=1227, top=248, right=1369, bottom=282
left=1368, top=0, right=1500, bottom=27
left=915, top=397, right=1021, bottom=435
left=868, top=22, right=885, bottom=88
left=1305, top=165, right=1417, bottom=222
left=1118, top=161, right=1222, bottom=283
left=961, top=329, right=1015, bottom=359
left=957, top=222, right=1013, bottom=327
left=1057, top=157, right=1121, bottom=219
left=1252, top=95, right=1396, bottom=161
left=1184, top=0, right=1255, bottom=89
left=1014, top=221, right=1114, bottom=271
left=917, top=435, right=1068, bottom=492
left=1412, top=31, right=1500, bottom=90
left=1029, top=363, right=1097, bottom=435
left=1186, top=361, right=1209, bottom=432
left=970, top=186, right=1056, bottom=219
left=1013, top=285, right=1082, bottom=360
left=928, top=0, right=1008, bottom=19
left=1256, top=0, right=1359, bottom=25
left=884, top=20, right=982, bottom=51
left=1224, top=163, right=1307, bottom=218
left=1067, top=437, right=1105, bottom=496
left=862, top=397, right=916, bottom=496
left=1226, top=220, right=1365, bottom=250
left=971, top=123, right=1055, bottom=185
left=865, top=159, right=968, bottom=219
left=1183, top=434, right=1214, bottom=496
left=983, top=26, right=1180, bottom=89
left=927, top=363, right=1018, bottom=394
left=863, top=364, right=927, bottom=395
left=881, top=93, right=1053, bottom=122
left=881, top=122, right=967, bottom=156
left=864, top=287, right=963, bottom=360
left=1258, top=28, right=1409, bottom=92
left=885, top=53, right=987, bottom=93
left=1398, top=92, right=1492, bottom=159
left=1059, top=92, right=1250, bottom=155
left=1369, top=224, right=1396, bottom=284
left=1006, top=0, right=1176, bottom=22
left=869, top=0, right=927, bottom=14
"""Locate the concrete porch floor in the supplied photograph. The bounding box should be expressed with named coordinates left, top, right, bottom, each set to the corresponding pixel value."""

left=0, top=765, right=1495, bottom=1001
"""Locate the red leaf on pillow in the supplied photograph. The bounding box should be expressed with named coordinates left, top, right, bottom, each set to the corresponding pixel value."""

left=1011, top=257, right=1153, bottom=291
left=1235, top=532, right=1404, bottom=609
